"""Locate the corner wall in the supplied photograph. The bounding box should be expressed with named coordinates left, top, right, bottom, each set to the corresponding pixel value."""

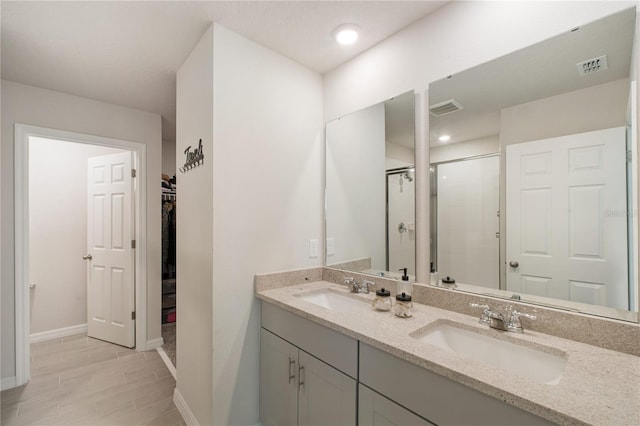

left=175, top=24, right=214, bottom=426
left=163, top=139, right=177, bottom=176
left=211, top=23, right=323, bottom=425
left=1, top=80, right=162, bottom=381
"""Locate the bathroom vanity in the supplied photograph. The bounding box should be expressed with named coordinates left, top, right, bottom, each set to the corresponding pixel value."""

left=256, top=275, right=640, bottom=426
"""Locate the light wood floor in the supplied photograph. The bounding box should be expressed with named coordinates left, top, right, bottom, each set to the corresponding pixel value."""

left=0, top=333, right=184, bottom=426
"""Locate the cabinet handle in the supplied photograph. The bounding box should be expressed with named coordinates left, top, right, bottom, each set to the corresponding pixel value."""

left=298, top=365, right=305, bottom=390
left=288, top=358, right=296, bottom=384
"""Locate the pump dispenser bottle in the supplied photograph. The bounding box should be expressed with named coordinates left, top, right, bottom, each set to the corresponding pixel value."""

left=397, top=268, right=412, bottom=295
left=430, top=262, right=439, bottom=286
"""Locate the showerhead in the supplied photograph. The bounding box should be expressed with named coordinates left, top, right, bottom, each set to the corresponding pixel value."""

left=403, top=172, right=413, bottom=182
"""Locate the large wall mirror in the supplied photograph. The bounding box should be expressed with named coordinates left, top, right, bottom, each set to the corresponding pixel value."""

left=325, top=91, right=416, bottom=279
left=429, top=7, right=639, bottom=322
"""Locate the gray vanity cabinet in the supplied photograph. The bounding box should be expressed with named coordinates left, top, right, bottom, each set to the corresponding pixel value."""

left=260, top=329, right=356, bottom=426
left=260, top=329, right=298, bottom=426
left=360, top=343, right=552, bottom=426
left=359, top=384, right=435, bottom=426
left=297, top=350, right=356, bottom=426
left=260, top=302, right=551, bottom=426
left=260, top=303, right=358, bottom=426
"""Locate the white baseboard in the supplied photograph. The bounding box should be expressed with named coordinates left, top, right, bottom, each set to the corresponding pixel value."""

left=145, top=337, right=164, bottom=351
left=30, top=323, right=87, bottom=343
left=173, top=388, right=199, bottom=426
left=1, top=376, right=17, bottom=391
left=156, top=347, right=176, bottom=379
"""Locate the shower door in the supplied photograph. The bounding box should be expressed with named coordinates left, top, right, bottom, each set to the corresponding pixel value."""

left=434, top=155, right=500, bottom=288
left=387, top=168, right=415, bottom=276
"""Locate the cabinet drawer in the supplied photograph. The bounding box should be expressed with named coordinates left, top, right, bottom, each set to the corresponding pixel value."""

left=261, top=302, right=358, bottom=378
left=360, top=344, right=552, bottom=426
left=359, top=384, right=434, bottom=426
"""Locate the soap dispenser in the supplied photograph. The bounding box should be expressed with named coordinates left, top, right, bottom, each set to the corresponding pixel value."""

left=430, top=262, right=439, bottom=286
left=397, top=268, right=412, bottom=296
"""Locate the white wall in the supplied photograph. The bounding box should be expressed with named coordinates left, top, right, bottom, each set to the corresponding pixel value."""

left=162, top=139, right=176, bottom=176
left=29, top=137, right=123, bottom=334
left=430, top=136, right=499, bottom=164
left=326, top=103, right=386, bottom=269
left=500, top=79, right=630, bottom=146
left=323, top=1, right=635, bottom=122
left=386, top=142, right=414, bottom=169
left=1, top=80, right=162, bottom=380
left=175, top=24, right=214, bottom=426
left=211, top=23, right=323, bottom=425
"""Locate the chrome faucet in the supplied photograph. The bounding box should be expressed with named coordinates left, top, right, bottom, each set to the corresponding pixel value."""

left=507, top=310, right=537, bottom=333
left=470, top=303, right=491, bottom=325
left=343, top=277, right=375, bottom=294
left=470, top=303, right=536, bottom=333
left=344, top=277, right=359, bottom=292
left=361, top=279, right=375, bottom=294
left=486, top=309, right=507, bottom=331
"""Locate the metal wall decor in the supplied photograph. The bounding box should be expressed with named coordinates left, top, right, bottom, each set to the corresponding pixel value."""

left=179, top=139, right=205, bottom=173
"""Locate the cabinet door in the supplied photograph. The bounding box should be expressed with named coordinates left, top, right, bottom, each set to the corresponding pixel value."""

left=260, top=329, right=298, bottom=426
left=298, top=350, right=356, bottom=426
left=359, top=384, right=434, bottom=426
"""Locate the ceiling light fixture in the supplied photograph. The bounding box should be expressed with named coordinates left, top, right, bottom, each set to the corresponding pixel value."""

left=333, top=24, right=360, bottom=45
left=438, top=135, right=451, bottom=143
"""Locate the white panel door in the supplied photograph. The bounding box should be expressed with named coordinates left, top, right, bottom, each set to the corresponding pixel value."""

left=87, top=151, right=135, bottom=347
left=506, top=127, right=628, bottom=309
left=298, top=350, right=356, bottom=426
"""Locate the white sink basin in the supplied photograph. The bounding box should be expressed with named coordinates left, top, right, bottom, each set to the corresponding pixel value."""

left=296, top=289, right=368, bottom=311
left=411, top=321, right=567, bottom=385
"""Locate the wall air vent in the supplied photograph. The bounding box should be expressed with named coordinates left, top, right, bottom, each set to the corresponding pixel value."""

left=576, top=55, right=608, bottom=76
left=429, top=99, right=464, bottom=116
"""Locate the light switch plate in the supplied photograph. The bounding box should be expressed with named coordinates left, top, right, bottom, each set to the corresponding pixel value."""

left=309, top=239, right=319, bottom=258
left=326, top=238, right=335, bottom=256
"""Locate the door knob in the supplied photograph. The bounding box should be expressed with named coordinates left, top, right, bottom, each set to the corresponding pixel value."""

left=82, top=254, right=93, bottom=260
left=509, top=260, right=519, bottom=268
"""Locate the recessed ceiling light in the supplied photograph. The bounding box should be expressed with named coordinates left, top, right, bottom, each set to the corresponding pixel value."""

left=333, top=24, right=360, bottom=45
left=438, top=135, right=451, bottom=143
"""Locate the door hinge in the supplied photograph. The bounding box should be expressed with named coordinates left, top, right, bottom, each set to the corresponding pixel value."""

left=131, top=311, right=136, bottom=320
left=131, top=168, right=137, bottom=178
left=131, top=240, right=136, bottom=249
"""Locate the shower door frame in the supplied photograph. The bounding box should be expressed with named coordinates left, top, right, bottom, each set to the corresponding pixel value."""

left=430, top=153, right=501, bottom=286
left=385, top=166, right=416, bottom=273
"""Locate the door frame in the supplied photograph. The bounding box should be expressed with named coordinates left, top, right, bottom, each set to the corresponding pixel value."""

left=14, top=123, right=148, bottom=386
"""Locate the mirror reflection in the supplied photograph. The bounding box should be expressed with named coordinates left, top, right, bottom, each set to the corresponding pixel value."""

left=429, top=7, right=638, bottom=321
left=325, top=91, right=415, bottom=279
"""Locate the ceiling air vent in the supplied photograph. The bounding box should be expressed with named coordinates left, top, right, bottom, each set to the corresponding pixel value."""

left=430, top=99, right=464, bottom=116
left=576, top=55, right=608, bottom=76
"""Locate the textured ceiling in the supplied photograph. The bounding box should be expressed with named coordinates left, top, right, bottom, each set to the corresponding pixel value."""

left=1, top=1, right=447, bottom=141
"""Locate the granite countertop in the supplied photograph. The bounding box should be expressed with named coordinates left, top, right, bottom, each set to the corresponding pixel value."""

left=256, top=280, right=640, bottom=426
